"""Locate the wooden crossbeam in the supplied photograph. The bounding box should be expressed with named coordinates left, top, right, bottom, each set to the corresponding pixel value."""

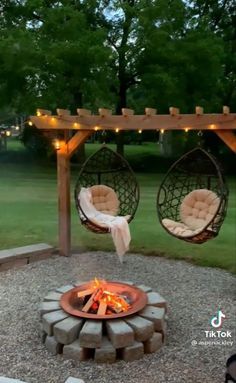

left=30, top=115, right=91, bottom=130
left=67, top=131, right=93, bottom=157
left=215, top=130, right=236, bottom=153
left=30, top=113, right=236, bottom=131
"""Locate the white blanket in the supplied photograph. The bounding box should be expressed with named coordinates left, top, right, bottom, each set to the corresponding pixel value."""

left=79, top=187, right=131, bottom=263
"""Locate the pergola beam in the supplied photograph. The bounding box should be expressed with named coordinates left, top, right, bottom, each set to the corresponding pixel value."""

left=30, top=113, right=236, bottom=132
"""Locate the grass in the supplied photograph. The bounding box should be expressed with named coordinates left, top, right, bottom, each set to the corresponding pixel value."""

left=0, top=138, right=235, bottom=273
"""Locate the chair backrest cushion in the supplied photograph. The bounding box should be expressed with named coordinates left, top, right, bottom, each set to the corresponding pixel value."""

left=180, top=189, right=220, bottom=230
left=90, top=185, right=119, bottom=216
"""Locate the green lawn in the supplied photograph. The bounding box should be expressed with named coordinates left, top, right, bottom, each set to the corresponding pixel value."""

left=0, top=139, right=235, bottom=273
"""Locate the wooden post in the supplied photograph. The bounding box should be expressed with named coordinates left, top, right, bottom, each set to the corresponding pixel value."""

left=57, top=131, right=93, bottom=257
left=57, top=146, right=70, bottom=257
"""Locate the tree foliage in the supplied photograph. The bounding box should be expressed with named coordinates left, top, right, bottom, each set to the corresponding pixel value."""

left=0, top=0, right=110, bottom=114
left=0, top=0, right=235, bottom=153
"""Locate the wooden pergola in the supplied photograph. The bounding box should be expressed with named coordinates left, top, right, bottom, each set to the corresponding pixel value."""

left=30, top=106, right=236, bottom=257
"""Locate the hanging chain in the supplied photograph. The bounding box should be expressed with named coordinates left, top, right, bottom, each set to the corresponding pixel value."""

left=197, top=130, right=203, bottom=146
left=101, top=130, right=107, bottom=145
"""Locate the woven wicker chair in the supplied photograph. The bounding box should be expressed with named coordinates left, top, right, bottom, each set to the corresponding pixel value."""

left=74, top=146, right=140, bottom=234
left=157, top=147, right=228, bottom=244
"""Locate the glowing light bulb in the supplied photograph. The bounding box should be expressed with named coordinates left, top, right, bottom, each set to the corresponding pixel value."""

left=184, top=128, right=189, bottom=133
left=28, top=121, right=33, bottom=126
left=15, top=125, right=20, bottom=131
left=6, top=130, right=11, bottom=137
left=138, top=129, right=142, bottom=134
left=115, top=128, right=119, bottom=133
left=36, top=111, right=41, bottom=116
left=160, top=129, right=164, bottom=134
left=53, top=139, right=61, bottom=150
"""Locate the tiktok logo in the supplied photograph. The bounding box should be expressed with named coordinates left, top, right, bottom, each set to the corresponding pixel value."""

left=210, top=310, right=226, bottom=328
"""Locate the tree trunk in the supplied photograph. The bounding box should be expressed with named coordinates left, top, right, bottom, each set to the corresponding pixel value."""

left=116, top=75, right=127, bottom=156
left=72, top=89, right=85, bottom=162
left=116, top=82, right=127, bottom=115
left=116, top=83, right=127, bottom=156
left=113, top=0, right=136, bottom=155
left=73, top=89, right=83, bottom=108
left=115, top=130, right=124, bottom=155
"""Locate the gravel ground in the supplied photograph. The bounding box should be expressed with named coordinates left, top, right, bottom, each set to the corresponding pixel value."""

left=0, top=252, right=235, bottom=383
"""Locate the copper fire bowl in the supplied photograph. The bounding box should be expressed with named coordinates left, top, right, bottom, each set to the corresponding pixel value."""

left=60, top=281, right=147, bottom=320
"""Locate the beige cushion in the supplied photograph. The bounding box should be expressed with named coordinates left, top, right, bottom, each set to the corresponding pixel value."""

left=162, top=218, right=202, bottom=237
left=90, top=185, right=119, bottom=216
left=180, top=189, right=220, bottom=230
left=162, top=189, right=219, bottom=238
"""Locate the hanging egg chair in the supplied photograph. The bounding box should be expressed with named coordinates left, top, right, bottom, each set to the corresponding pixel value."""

left=74, top=146, right=140, bottom=234
left=157, top=147, right=228, bottom=244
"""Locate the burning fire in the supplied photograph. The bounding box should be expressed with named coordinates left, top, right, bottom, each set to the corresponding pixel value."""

left=77, top=278, right=130, bottom=315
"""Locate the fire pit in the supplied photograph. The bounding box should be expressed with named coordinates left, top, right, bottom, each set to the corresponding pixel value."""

left=39, top=280, right=167, bottom=363
left=60, top=279, right=147, bottom=319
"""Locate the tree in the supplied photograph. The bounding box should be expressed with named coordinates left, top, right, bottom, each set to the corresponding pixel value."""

left=92, top=0, right=143, bottom=153
left=0, top=0, right=111, bottom=115
left=0, top=0, right=113, bottom=160
left=129, top=0, right=228, bottom=156
left=189, top=0, right=236, bottom=109
left=0, top=0, right=234, bottom=160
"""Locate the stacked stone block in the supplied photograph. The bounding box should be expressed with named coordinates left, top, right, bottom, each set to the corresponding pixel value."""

left=40, top=282, right=167, bottom=363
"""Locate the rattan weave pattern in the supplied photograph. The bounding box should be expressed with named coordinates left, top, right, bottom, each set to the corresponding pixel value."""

left=74, top=146, right=140, bottom=234
left=157, top=147, right=228, bottom=244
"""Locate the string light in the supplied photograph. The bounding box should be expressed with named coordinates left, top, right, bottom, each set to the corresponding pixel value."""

left=184, top=128, right=189, bottom=133
left=15, top=125, right=20, bottom=131
left=28, top=121, right=33, bottom=126
left=209, top=124, right=216, bottom=130
left=115, top=128, right=119, bottom=133
left=52, top=138, right=61, bottom=150
left=6, top=130, right=11, bottom=137
left=73, top=122, right=78, bottom=128
left=160, top=129, right=164, bottom=134
left=36, top=111, right=41, bottom=116
left=138, top=129, right=142, bottom=134
left=94, top=126, right=100, bottom=131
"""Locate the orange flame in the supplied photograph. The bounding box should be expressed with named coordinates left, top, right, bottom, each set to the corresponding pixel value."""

left=87, top=278, right=130, bottom=313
